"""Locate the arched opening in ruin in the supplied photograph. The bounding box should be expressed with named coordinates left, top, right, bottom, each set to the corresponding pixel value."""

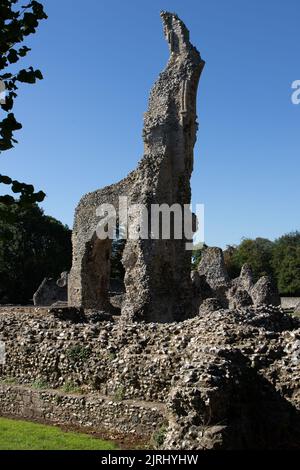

left=80, top=223, right=127, bottom=313
left=110, top=237, right=126, bottom=294
left=81, top=234, right=112, bottom=310
left=108, top=223, right=126, bottom=313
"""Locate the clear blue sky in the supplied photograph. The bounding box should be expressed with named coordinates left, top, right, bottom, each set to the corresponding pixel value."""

left=1, top=0, right=299, bottom=248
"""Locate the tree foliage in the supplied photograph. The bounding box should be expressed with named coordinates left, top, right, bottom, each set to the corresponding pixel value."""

left=0, top=0, right=47, bottom=205
left=110, top=237, right=126, bottom=282
left=272, top=232, right=300, bottom=296
left=223, top=244, right=240, bottom=279
left=223, top=233, right=300, bottom=296
left=231, top=238, right=274, bottom=281
left=191, top=243, right=207, bottom=271
left=0, top=202, right=72, bottom=304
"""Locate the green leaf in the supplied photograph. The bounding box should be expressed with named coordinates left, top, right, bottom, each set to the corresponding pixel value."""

left=34, top=69, right=43, bottom=80
left=0, top=140, right=14, bottom=151
left=0, top=175, right=12, bottom=185
left=1, top=113, right=22, bottom=131
left=34, top=190, right=46, bottom=202
left=0, top=57, right=8, bottom=70
left=7, top=49, right=19, bottom=64
left=17, top=69, right=36, bottom=84
left=18, top=46, right=31, bottom=57
left=0, top=1, right=47, bottom=207
left=1, top=92, right=14, bottom=112
left=11, top=181, right=23, bottom=193
left=0, top=195, right=15, bottom=205
left=32, top=1, right=48, bottom=20
left=0, top=73, right=12, bottom=80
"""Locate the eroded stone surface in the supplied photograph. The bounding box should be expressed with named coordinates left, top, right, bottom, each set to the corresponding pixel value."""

left=68, top=12, right=205, bottom=323
left=199, top=297, right=222, bottom=314
left=197, top=247, right=229, bottom=290
left=1, top=12, right=296, bottom=451
left=0, top=305, right=299, bottom=449
left=234, top=264, right=254, bottom=292
left=194, top=250, right=280, bottom=311
left=0, top=383, right=165, bottom=442
left=251, top=276, right=281, bottom=307
left=33, top=275, right=67, bottom=307
left=228, top=287, right=253, bottom=310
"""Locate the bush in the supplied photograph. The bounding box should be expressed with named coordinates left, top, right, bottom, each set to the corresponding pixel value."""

left=114, top=385, right=125, bottom=402
left=31, top=379, right=49, bottom=389
left=152, top=424, right=168, bottom=448
left=66, top=345, right=91, bottom=363
left=272, top=232, right=300, bottom=296
left=0, top=203, right=72, bottom=304
left=61, top=381, right=83, bottom=394
left=223, top=232, right=300, bottom=296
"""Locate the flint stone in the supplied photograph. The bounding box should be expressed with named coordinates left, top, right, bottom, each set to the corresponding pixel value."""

left=197, top=247, right=229, bottom=290
left=68, top=12, right=205, bottom=323
left=33, top=277, right=67, bottom=307
left=228, top=287, right=253, bottom=310
left=199, top=298, right=222, bottom=315
left=56, top=272, right=68, bottom=288
left=294, top=302, right=300, bottom=315
left=191, top=271, right=213, bottom=298
left=234, top=264, right=254, bottom=293
left=251, top=276, right=281, bottom=307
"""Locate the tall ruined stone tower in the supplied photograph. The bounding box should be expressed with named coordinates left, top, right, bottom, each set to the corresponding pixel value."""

left=69, top=12, right=205, bottom=322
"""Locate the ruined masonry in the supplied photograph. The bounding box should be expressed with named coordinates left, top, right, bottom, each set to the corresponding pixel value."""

left=1, top=12, right=300, bottom=451
left=68, top=12, right=205, bottom=322
left=192, top=247, right=281, bottom=311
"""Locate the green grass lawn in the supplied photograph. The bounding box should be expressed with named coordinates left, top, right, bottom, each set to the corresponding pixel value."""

left=0, top=417, right=118, bottom=450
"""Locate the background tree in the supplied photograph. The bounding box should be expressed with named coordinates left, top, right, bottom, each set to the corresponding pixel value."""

left=227, top=237, right=274, bottom=282
left=0, top=202, right=72, bottom=304
left=223, top=245, right=240, bottom=279
left=0, top=0, right=47, bottom=208
left=191, top=243, right=207, bottom=271
left=223, top=233, right=300, bottom=296
left=110, top=223, right=126, bottom=288
left=272, top=232, right=300, bottom=296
